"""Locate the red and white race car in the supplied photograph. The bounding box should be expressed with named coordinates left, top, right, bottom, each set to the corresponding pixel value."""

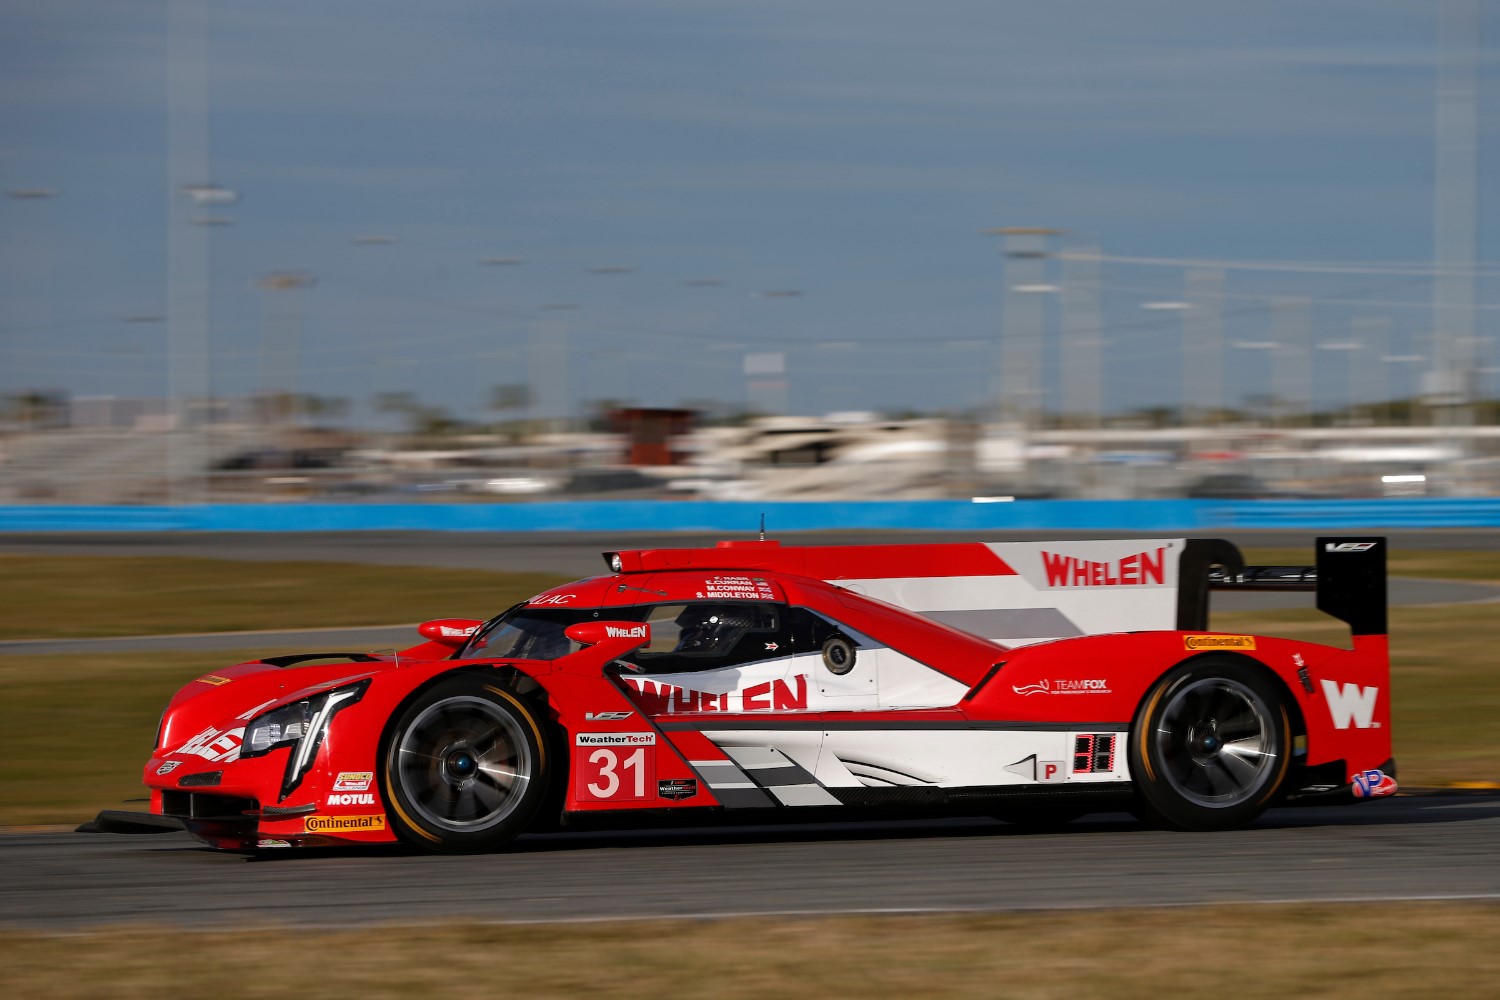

left=114, top=535, right=1394, bottom=853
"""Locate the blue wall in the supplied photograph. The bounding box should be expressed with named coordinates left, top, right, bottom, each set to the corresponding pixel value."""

left=3, top=498, right=1500, bottom=533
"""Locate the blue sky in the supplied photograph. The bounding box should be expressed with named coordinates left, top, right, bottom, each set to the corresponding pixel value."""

left=2, top=1, right=1495, bottom=422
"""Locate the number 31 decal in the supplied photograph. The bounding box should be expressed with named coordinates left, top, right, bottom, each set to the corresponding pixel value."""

left=574, top=737, right=656, bottom=802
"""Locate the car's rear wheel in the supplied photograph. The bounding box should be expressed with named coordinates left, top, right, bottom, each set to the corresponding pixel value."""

left=382, top=675, right=549, bottom=854
left=1129, top=657, right=1290, bottom=832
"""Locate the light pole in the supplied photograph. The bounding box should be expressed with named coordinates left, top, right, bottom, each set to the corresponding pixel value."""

left=167, top=0, right=212, bottom=504
left=988, top=228, right=1061, bottom=434
left=745, top=287, right=804, bottom=416
left=1271, top=297, right=1312, bottom=428
left=1317, top=340, right=1361, bottom=424
left=1352, top=317, right=1392, bottom=425
left=1231, top=341, right=1277, bottom=427
left=529, top=307, right=572, bottom=435
left=1185, top=268, right=1225, bottom=430
left=1059, top=247, right=1102, bottom=430
left=1142, top=300, right=1194, bottom=429
left=257, top=271, right=316, bottom=439
left=1382, top=354, right=1425, bottom=427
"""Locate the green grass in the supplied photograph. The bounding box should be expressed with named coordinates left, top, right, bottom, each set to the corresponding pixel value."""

left=0, top=647, right=302, bottom=826
left=0, top=555, right=569, bottom=639
left=4, top=906, right=1500, bottom=998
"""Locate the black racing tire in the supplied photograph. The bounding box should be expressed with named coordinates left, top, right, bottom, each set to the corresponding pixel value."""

left=381, top=674, right=549, bottom=854
left=1128, top=657, right=1291, bottom=832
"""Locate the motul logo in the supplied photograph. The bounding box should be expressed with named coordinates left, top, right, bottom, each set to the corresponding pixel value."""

left=1041, top=547, right=1167, bottom=587
left=1320, top=680, right=1380, bottom=729
left=326, top=792, right=375, bottom=806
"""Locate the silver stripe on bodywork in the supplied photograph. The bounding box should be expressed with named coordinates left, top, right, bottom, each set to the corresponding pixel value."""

left=922, top=607, right=1083, bottom=641
left=769, top=784, right=843, bottom=806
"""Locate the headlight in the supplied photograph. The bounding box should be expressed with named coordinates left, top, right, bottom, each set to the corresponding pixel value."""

left=242, top=701, right=313, bottom=757
left=241, top=681, right=369, bottom=799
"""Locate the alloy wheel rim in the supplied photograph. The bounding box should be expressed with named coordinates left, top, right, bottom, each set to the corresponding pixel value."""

left=1152, top=677, right=1277, bottom=808
left=394, top=695, right=532, bottom=831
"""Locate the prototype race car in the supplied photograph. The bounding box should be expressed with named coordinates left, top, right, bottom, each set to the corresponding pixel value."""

left=108, top=535, right=1395, bottom=853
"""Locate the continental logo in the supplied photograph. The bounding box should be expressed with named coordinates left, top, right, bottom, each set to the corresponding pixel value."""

left=304, top=813, right=386, bottom=834
left=1183, top=634, right=1257, bottom=651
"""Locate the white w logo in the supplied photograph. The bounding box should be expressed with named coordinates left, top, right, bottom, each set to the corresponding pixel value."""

left=1320, top=680, right=1379, bottom=729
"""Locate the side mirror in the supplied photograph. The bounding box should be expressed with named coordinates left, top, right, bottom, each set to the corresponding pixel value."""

left=417, top=618, right=484, bottom=648
left=564, top=621, right=651, bottom=649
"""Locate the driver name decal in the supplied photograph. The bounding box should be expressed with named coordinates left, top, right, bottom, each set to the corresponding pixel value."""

left=695, top=576, right=776, bottom=600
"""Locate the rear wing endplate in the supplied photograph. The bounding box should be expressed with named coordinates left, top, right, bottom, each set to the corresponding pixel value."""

left=1176, top=536, right=1387, bottom=636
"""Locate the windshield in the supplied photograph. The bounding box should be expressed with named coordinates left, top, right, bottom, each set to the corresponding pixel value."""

left=458, top=605, right=612, bottom=660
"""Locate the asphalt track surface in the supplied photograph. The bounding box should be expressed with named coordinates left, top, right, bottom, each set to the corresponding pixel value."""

left=3, top=793, right=1497, bottom=929
left=3, top=528, right=1496, bottom=929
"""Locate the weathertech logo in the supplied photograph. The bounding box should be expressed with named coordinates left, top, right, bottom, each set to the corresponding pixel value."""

left=304, top=814, right=386, bottom=833
left=576, top=732, right=656, bottom=747
left=1321, top=680, right=1380, bottom=729
left=1041, top=547, right=1167, bottom=587
left=1183, top=634, right=1257, bottom=651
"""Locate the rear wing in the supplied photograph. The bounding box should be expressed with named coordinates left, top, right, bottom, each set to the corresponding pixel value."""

left=1177, top=536, right=1387, bottom=636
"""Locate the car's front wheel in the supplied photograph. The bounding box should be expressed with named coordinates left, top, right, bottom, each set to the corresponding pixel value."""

left=382, top=675, right=549, bottom=854
left=1129, top=657, right=1290, bottom=832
